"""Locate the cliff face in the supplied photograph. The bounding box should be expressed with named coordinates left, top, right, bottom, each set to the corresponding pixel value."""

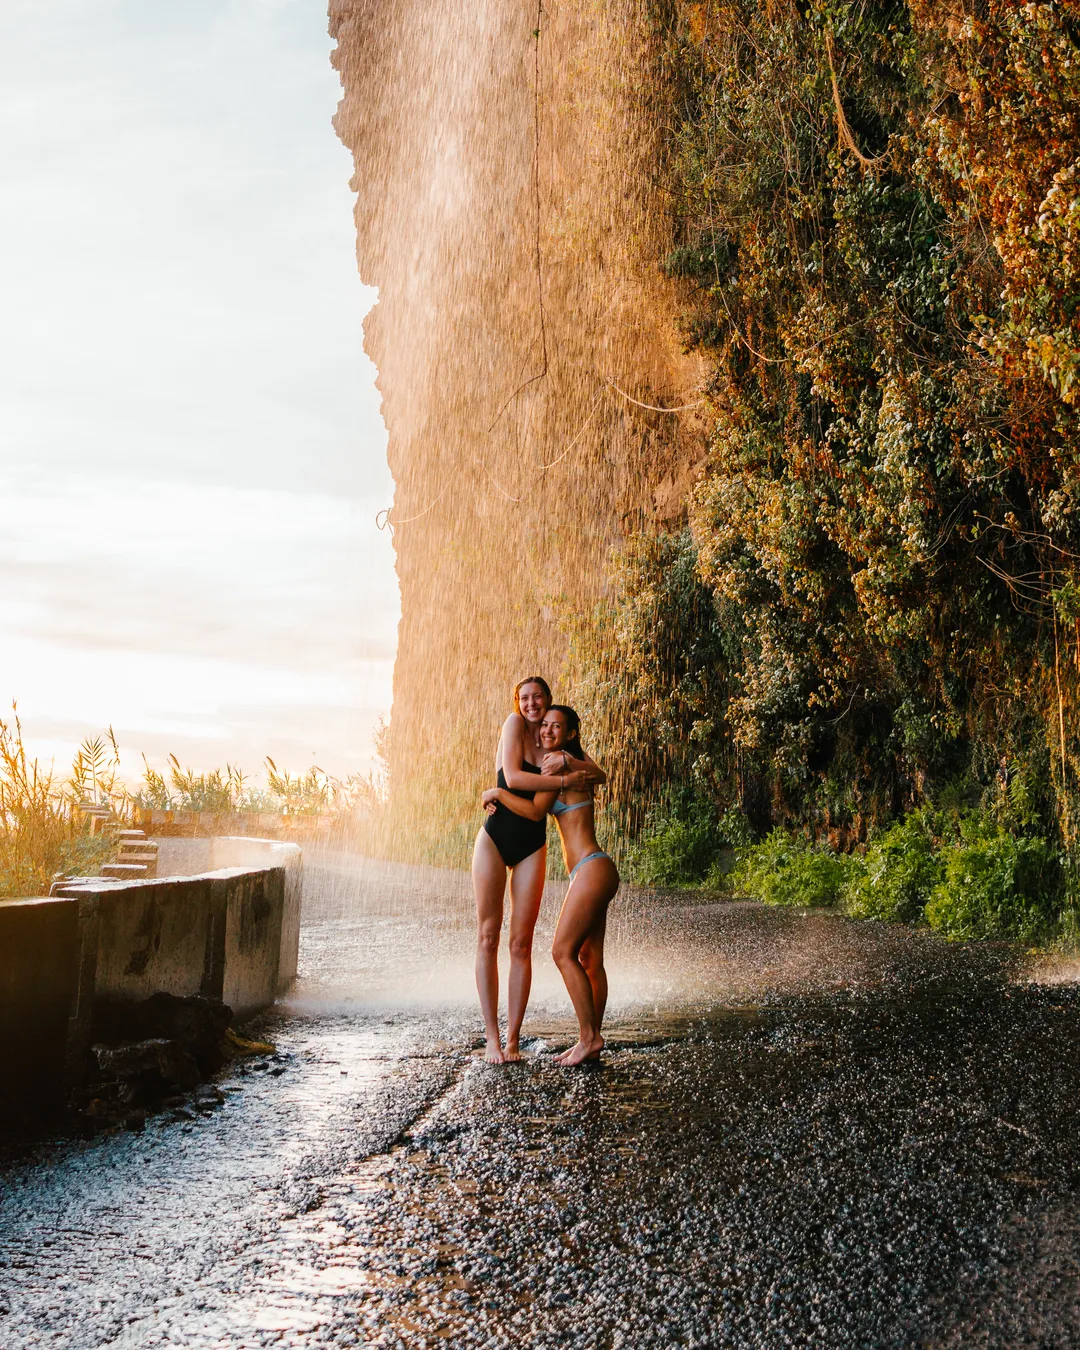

left=330, top=0, right=700, bottom=843
left=333, top=0, right=1080, bottom=880
left=573, top=0, right=1080, bottom=864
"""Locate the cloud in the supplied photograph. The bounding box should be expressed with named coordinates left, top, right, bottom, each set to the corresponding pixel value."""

left=0, top=1, right=400, bottom=774
left=25, top=698, right=388, bottom=782
left=0, top=0, right=391, bottom=498
left=0, top=470, right=398, bottom=669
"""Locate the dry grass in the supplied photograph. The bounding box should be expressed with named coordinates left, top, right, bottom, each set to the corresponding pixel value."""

left=0, top=706, right=391, bottom=896
left=0, top=708, right=122, bottom=898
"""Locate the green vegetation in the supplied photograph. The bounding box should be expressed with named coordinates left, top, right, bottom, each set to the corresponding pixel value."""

left=629, top=789, right=752, bottom=887
left=842, top=809, right=943, bottom=923
left=622, top=784, right=1074, bottom=944
left=733, top=829, right=855, bottom=908
left=925, top=832, right=1063, bottom=944
left=563, top=0, right=1080, bottom=943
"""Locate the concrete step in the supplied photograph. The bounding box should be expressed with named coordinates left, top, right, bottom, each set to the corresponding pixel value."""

left=119, top=844, right=158, bottom=856
left=100, top=863, right=150, bottom=879
left=118, top=830, right=148, bottom=842
left=50, top=874, right=127, bottom=895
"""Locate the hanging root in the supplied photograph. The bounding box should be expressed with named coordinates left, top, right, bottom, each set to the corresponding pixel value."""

left=826, top=30, right=889, bottom=172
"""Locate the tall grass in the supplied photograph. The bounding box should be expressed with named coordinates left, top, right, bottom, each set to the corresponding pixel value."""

left=0, top=706, right=391, bottom=897
left=133, top=753, right=385, bottom=820
left=0, top=710, right=120, bottom=897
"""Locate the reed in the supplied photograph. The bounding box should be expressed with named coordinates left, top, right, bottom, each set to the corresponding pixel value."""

left=0, top=705, right=392, bottom=898
left=133, top=753, right=386, bottom=822
left=0, top=710, right=121, bottom=898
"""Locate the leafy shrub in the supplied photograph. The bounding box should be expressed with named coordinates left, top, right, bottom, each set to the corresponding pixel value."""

left=925, top=834, right=1063, bottom=943
left=842, top=810, right=944, bottom=923
left=1056, top=896, right=1080, bottom=951
left=733, top=830, right=855, bottom=908
left=629, top=791, right=752, bottom=887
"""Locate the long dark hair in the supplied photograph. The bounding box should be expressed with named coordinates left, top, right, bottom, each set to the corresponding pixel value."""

left=513, top=675, right=552, bottom=716
left=549, top=704, right=584, bottom=759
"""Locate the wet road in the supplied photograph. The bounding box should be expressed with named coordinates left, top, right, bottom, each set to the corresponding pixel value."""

left=3, top=851, right=1080, bottom=1348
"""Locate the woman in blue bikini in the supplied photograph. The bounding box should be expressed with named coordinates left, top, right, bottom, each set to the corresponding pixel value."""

left=483, top=705, right=618, bottom=1065
left=472, top=678, right=591, bottom=1064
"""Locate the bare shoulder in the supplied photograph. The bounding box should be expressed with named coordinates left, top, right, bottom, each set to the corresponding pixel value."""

left=501, top=711, right=526, bottom=738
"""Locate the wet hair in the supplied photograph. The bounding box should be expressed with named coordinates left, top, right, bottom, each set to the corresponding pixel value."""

left=513, top=675, right=552, bottom=718
left=548, top=704, right=584, bottom=760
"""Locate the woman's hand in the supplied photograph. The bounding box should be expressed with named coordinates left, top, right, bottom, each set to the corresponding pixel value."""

left=565, top=769, right=588, bottom=791
left=544, top=753, right=602, bottom=785
left=482, top=787, right=499, bottom=816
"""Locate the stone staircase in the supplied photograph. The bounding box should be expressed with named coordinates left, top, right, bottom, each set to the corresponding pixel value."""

left=51, top=811, right=161, bottom=893
left=101, top=829, right=159, bottom=881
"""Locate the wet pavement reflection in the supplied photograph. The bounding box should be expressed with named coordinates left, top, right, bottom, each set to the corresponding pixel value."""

left=2, top=850, right=1080, bottom=1348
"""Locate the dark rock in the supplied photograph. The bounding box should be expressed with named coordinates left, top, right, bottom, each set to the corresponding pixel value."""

left=93, top=1039, right=201, bottom=1094
left=193, top=1086, right=224, bottom=1112
left=93, top=994, right=232, bottom=1074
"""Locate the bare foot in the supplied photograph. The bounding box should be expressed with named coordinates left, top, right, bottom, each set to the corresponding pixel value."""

left=484, top=1038, right=506, bottom=1064
left=557, top=1035, right=604, bottom=1066
left=504, top=1038, right=522, bottom=1063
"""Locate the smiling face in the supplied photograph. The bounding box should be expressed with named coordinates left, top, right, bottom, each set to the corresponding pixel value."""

left=540, top=708, right=568, bottom=750
left=516, top=680, right=550, bottom=726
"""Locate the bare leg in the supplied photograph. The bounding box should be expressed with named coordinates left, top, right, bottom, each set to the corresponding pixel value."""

left=504, top=845, right=546, bottom=1061
left=551, top=858, right=618, bottom=1065
left=579, top=907, right=609, bottom=1030
left=472, top=828, right=507, bottom=1063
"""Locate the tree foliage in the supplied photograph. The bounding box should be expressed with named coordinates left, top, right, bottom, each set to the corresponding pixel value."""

left=582, top=0, right=1080, bottom=853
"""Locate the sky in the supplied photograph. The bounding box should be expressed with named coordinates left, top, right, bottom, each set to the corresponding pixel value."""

left=0, top=0, right=398, bottom=784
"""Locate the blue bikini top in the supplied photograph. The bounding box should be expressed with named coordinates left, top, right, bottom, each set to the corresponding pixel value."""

left=551, top=797, right=592, bottom=818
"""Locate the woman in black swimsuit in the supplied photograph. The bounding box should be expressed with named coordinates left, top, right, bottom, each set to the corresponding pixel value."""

left=483, top=706, right=618, bottom=1065
left=472, top=676, right=589, bottom=1063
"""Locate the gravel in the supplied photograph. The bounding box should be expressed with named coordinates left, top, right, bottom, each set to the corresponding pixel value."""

left=1, top=859, right=1078, bottom=1348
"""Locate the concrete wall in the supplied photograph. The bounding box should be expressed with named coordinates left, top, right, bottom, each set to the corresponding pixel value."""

left=54, top=866, right=290, bottom=1024
left=153, top=837, right=302, bottom=991
left=1, top=839, right=304, bottom=1111
left=217, top=868, right=284, bottom=1020
left=212, top=839, right=302, bottom=990
left=0, top=896, right=91, bottom=1110
left=91, top=878, right=219, bottom=1004
left=138, top=807, right=331, bottom=838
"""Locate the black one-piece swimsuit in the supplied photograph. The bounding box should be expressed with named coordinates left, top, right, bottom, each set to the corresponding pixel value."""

left=484, top=761, right=546, bottom=868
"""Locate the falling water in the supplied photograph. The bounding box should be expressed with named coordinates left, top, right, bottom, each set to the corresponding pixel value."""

left=6, top=8, right=1080, bottom=1350
left=329, top=0, right=705, bottom=855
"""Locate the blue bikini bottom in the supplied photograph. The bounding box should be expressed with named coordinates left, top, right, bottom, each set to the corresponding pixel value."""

left=568, top=850, right=610, bottom=882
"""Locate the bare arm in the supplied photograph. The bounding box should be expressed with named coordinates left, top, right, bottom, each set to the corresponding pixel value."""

left=540, top=747, right=608, bottom=786
left=501, top=714, right=588, bottom=792
left=482, top=786, right=557, bottom=821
